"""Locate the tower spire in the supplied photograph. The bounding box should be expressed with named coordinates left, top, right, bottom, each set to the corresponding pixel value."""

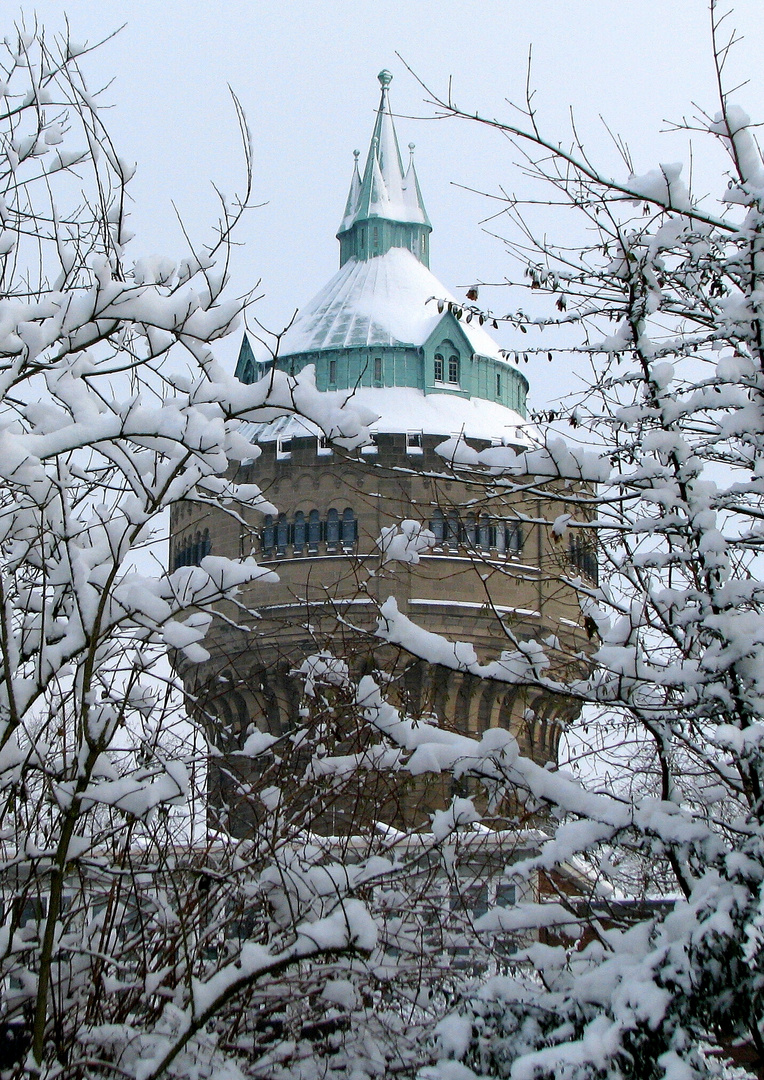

left=337, top=70, right=431, bottom=268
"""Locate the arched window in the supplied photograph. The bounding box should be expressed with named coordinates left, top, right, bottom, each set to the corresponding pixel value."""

left=448, top=353, right=460, bottom=384
left=342, top=508, right=356, bottom=548
left=478, top=515, right=493, bottom=550
left=276, top=513, right=289, bottom=553
left=430, top=508, right=444, bottom=542
left=589, top=550, right=599, bottom=583
left=506, top=523, right=523, bottom=556
left=446, top=511, right=460, bottom=549
left=464, top=512, right=476, bottom=548
left=326, top=508, right=340, bottom=549
left=569, top=534, right=597, bottom=581
left=434, top=353, right=444, bottom=382
left=293, top=511, right=306, bottom=553
left=192, top=531, right=201, bottom=565
left=262, top=515, right=275, bottom=555
left=308, top=509, right=321, bottom=552
left=201, top=528, right=211, bottom=559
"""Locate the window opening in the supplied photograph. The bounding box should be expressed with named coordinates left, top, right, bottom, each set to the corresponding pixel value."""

left=496, top=882, right=516, bottom=907
left=262, top=515, right=275, bottom=555
left=276, top=513, right=289, bottom=553
left=434, top=353, right=444, bottom=382
left=465, top=512, right=476, bottom=548
left=448, top=354, right=460, bottom=384
left=496, top=372, right=501, bottom=397
left=446, top=511, right=460, bottom=549
left=293, top=511, right=306, bottom=553
left=479, top=515, right=494, bottom=550
left=506, top=523, right=523, bottom=556
left=329, top=359, right=337, bottom=385
left=373, top=356, right=382, bottom=384
left=342, top=508, right=356, bottom=548
left=406, top=431, right=423, bottom=453
left=326, top=508, right=340, bottom=549
left=430, top=508, right=444, bottom=542
left=569, top=534, right=597, bottom=582
left=308, top=510, right=321, bottom=552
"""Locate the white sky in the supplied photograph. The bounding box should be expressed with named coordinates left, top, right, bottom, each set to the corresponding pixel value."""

left=16, top=0, right=764, bottom=410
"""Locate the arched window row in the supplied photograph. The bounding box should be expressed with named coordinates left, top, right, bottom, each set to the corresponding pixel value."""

left=261, top=508, right=357, bottom=558
left=429, top=509, right=524, bottom=557
left=174, top=529, right=211, bottom=570
left=568, top=535, right=598, bottom=583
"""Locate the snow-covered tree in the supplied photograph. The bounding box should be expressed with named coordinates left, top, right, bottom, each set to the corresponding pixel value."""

left=363, top=5, right=764, bottom=1077
left=0, top=23, right=397, bottom=1078
left=16, top=8, right=764, bottom=1078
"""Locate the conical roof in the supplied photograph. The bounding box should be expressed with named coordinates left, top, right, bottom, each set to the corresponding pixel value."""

left=338, top=70, right=430, bottom=234
left=277, top=246, right=504, bottom=360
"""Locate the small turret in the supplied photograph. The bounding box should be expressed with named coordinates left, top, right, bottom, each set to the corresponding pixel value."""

left=337, top=71, right=432, bottom=267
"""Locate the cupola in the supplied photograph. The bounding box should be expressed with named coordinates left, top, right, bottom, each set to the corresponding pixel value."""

left=236, top=70, right=528, bottom=423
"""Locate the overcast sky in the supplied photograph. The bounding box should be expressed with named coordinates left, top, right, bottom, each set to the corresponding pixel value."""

left=15, top=1, right=764, bottom=409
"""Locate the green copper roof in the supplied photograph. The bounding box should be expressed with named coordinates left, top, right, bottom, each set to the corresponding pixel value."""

left=337, top=71, right=431, bottom=267
left=234, top=68, right=528, bottom=421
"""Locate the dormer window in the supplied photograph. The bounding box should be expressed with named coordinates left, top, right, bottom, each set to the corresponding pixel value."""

left=448, top=354, right=460, bottom=384
left=434, top=353, right=444, bottom=383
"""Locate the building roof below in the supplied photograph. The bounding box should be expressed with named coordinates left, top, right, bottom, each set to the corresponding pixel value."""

left=241, top=384, right=530, bottom=448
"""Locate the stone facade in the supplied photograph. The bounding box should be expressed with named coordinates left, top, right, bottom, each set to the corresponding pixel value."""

left=171, top=433, right=591, bottom=834
left=170, top=72, right=592, bottom=837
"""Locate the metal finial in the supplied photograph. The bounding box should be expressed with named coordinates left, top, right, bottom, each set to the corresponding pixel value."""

left=408, top=142, right=416, bottom=156
left=378, top=69, right=393, bottom=89
left=353, top=149, right=360, bottom=161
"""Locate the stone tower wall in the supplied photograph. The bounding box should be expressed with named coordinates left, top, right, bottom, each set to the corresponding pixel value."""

left=171, top=434, right=592, bottom=834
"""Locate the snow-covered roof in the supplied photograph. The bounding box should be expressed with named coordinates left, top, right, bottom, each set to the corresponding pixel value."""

left=242, top=384, right=529, bottom=446
left=277, top=247, right=507, bottom=360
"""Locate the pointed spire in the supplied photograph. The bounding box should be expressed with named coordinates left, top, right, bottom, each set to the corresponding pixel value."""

left=337, top=71, right=431, bottom=268
left=403, top=143, right=428, bottom=222
left=341, top=149, right=362, bottom=224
